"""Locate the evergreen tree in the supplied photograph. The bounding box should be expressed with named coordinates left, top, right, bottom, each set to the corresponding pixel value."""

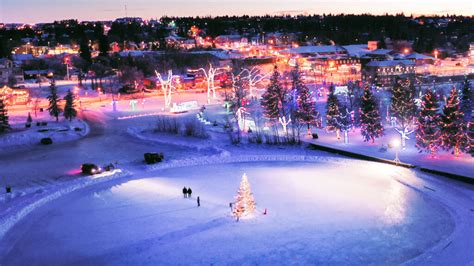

left=292, top=63, right=319, bottom=134
left=47, top=80, right=62, bottom=122
left=260, top=65, right=290, bottom=134
left=325, top=84, right=342, bottom=132
left=0, top=99, right=10, bottom=133
left=260, top=66, right=282, bottom=121
left=440, top=88, right=469, bottom=157
left=460, top=78, right=472, bottom=123
left=416, top=89, right=441, bottom=155
left=391, top=78, right=417, bottom=130
left=98, top=35, right=109, bottom=57
left=360, top=86, right=384, bottom=143
left=26, top=112, right=33, bottom=124
left=233, top=173, right=256, bottom=220
left=63, top=90, right=77, bottom=121
left=79, top=38, right=92, bottom=63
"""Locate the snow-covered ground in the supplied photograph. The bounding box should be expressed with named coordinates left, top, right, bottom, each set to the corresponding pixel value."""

left=1, top=85, right=473, bottom=265
left=0, top=160, right=473, bottom=265
left=307, top=126, right=474, bottom=178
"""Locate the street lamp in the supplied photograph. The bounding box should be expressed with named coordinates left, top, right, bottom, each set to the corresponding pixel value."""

left=392, top=138, right=401, bottom=165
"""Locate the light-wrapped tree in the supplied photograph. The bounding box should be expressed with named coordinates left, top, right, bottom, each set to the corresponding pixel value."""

left=415, top=89, right=441, bottom=156
left=360, top=86, right=384, bottom=143
left=233, top=173, right=256, bottom=220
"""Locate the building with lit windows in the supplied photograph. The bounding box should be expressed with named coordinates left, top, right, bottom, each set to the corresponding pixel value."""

left=362, top=60, right=415, bottom=87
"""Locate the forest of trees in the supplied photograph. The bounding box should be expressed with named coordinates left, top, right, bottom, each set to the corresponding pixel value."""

left=1, top=14, right=473, bottom=58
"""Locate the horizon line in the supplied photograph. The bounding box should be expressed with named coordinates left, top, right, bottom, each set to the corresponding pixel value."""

left=2, top=12, right=473, bottom=25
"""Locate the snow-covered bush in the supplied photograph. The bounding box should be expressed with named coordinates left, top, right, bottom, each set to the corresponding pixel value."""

left=183, top=119, right=209, bottom=139
left=155, top=116, right=209, bottom=139
left=155, top=116, right=179, bottom=134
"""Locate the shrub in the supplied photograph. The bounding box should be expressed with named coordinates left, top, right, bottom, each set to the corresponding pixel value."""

left=184, top=119, right=209, bottom=139
left=155, top=116, right=209, bottom=139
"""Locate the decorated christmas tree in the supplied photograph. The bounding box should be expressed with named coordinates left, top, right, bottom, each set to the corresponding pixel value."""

left=391, top=78, right=417, bottom=148
left=233, top=173, right=256, bottom=220
left=292, top=63, right=319, bottom=134
left=360, top=86, right=384, bottom=143
left=416, top=89, right=441, bottom=156
left=0, top=98, right=10, bottom=133
left=261, top=65, right=283, bottom=120
left=325, top=84, right=342, bottom=133
left=460, top=78, right=472, bottom=123
left=440, top=88, right=469, bottom=157
left=391, top=78, right=417, bottom=128
left=260, top=65, right=290, bottom=134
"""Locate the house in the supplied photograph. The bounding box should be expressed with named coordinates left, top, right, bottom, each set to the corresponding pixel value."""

left=0, top=59, right=24, bottom=85
left=214, top=35, right=248, bottom=49
left=403, top=53, right=436, bottom=65
left=362, top=60, right=416, bottom=87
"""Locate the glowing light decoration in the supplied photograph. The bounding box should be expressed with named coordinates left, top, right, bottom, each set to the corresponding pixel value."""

left=129, top=99, right=138, bottom=111
left=392, top=138, right=401, bottom=165
left=190, top=64, right=228, bottom=104
left=240, top=67, right=270, bottom=97
left=331, top=108, right=353, bottom=144
left=278, top=115, right=291, bottom=135
left=155, top=70, right=180, bottom=109
left=395, top=127, right=414, bottom=150
left=233, top=173, right=256, bottom=221
left=111, top=99, right=118, bottom=112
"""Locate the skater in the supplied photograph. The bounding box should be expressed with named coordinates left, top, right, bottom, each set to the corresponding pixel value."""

left=187, top=187, right=192, bottom=198
left=182, top=187, right=188, bottom=198
left=197, top=196, right=200, bottom=207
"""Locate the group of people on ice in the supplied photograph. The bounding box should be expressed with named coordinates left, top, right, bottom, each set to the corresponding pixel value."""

left=182, top=186, right=200, bottom=207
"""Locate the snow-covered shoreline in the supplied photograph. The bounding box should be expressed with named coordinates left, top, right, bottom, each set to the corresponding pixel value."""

left=0, top=119, right=90, bottom=151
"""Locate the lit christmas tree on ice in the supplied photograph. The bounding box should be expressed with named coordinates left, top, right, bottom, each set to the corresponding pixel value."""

left=233, top=173, right=256, bottom=220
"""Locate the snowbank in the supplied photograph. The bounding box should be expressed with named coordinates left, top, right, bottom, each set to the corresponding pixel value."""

left=0, top=169, right=125, bottom=240
left=0, top=119, right=90, bottom=150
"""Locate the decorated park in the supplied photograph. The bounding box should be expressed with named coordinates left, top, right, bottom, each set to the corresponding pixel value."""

left=1, top=6, right=474, bottom=264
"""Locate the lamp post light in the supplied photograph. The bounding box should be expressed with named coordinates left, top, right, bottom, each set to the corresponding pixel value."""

left=392, top=138, right=401, bottom=165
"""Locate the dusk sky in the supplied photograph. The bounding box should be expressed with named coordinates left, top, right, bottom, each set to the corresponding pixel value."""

left=1, top=0, right=473, bottom=23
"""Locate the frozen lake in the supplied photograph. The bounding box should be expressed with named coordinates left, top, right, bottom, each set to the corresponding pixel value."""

left=0, top=161, right=454, bottom=265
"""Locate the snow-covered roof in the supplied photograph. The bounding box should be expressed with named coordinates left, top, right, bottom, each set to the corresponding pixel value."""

left=365, top=49, right=393, bottom=55
left=190, top=50, right=242, bottom=60
left=366, top=60, right=415, bottom=67
left=281, top=45, right=347, bottom=55
left=342, top=44, right=370, bottom=57
left=404, top=53, right=435, bottom=60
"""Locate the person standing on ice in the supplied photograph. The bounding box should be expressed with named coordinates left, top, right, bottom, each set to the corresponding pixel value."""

left=187, top=188, right=193, bottom=198
left=182, top=187, right=188, bottom=198
left=197, top=196, right=200, bottom=207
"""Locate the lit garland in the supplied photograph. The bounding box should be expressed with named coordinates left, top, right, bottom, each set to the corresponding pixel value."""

left=440, top=88, right=469, bottom=157
left=415, top=89, right=441, bottom=157
left=360, top=85, right=384, bottom=143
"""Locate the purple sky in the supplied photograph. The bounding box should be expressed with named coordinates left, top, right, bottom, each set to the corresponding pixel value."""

left=1, top=0, right=473, bottom=23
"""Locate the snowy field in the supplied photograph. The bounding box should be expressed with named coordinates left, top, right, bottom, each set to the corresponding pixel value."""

left=1, top=160, right=471, bottom=265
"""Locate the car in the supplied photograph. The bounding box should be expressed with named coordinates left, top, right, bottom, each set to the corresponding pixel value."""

left=144, top=152, right=164, bottom=164
left=81, top=164, right=102, bottom=175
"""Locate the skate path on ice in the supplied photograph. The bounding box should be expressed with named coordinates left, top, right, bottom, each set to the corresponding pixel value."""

left=0, top=160, right=473, bottom=265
